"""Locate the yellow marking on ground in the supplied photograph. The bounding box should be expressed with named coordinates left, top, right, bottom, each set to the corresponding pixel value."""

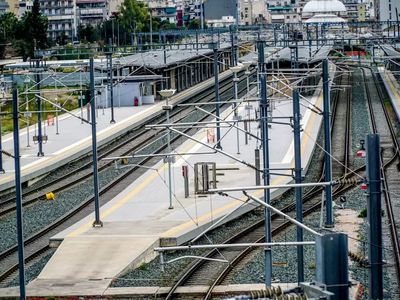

left=0, top=72, right=230, bottom=184
left=67, top=101, right=236, bottom=237
left=67, top=82, right=323, bottom=239
left=162, top=90, right=324, bottom=237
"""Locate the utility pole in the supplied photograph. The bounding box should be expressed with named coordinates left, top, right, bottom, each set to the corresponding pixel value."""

left=323, top=59, right=333, bottom=227
left=36, top=59, right=44, bottom=156
left=200, top=0, right=203, bottom=30
left=13, top=88, right=26, bottom=300
left=213, top=45, right=222, bottom=149
left=90, top=57, right=102, bottom=227
left=230, top=29, right=240, bottom=155
left=258, top=40, right=272, bottom=288
left=293, top=89, right=304, bottom=283
left=108, top=38, right=115, bottom=124
left=150, top=9, right=152, bottom=48
left=366, top=134, right=383, bottom=300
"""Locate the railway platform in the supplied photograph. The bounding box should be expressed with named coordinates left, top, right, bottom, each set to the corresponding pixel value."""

left=0, top=69, right=232, bottom=193
left=0, top=64, right=336, bottom=298
left=378, top=67, right=400, bottom=122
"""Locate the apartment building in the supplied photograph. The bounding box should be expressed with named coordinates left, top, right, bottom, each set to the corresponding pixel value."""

left=0, top=0, right=9, bottom=14
left=241, top=0, right=271, bottom=25
left=40, top=0, right=75, bottom=41
left=380, top=0, right=400, bottom=24
left=6, top=0, right=18, bottom=16
left=76, top=0, right=107, bottom=26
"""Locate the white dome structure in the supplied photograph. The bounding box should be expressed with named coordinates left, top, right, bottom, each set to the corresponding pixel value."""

left=303, top=0, right=347, bottom=13
left=305, top=14, right=346, bottom=23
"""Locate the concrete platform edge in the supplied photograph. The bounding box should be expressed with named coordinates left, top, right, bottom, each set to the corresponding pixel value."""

left=0, top=72, right=231, bottom=193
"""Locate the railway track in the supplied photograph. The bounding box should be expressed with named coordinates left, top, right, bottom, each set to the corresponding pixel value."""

left=0, top=71, right=255, bottom=285
left=361, top=66, right=400, bottom=284
left=331, top=69, right=351, bottom=179
left=163, top=69, right=361, bottom=300
left=0, top=71, right=253, bottom=218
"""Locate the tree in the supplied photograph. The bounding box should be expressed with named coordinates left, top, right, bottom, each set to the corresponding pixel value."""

left=56, top=32, right=68, bottom=46
left=118, top=0, right=149, bottom=44
left=159, top=20, right=176, bottom=30
left=0, top=12, right=17, bottom=41
left=14, top=0, right=49, bottom=60
left=78, top=24, right=99, bottom=43
left=188, top=19, right=200, bottom=30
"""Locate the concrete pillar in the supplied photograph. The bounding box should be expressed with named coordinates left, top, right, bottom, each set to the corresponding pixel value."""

left=170, top=69, right=176, bottom=90
left=177, top=67, right=181, bottom=92
left=199, top=60, right=204, bottom=82
left=194, top=62, right=198, bottom=84
left=189, top=66, right=192, bottom=87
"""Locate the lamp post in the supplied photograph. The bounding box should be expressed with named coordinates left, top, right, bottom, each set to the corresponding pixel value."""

left=115, top=59, right=121, bottom=108
left=230, top=64, right=243, bottom=155
left=51, top=65, right=60, bottom=134
left=98, top=56, right=106, bottom=116
left=242, top=61, right=253, bottom=140
left=159, top=89, right=176, bottom=210
left=76, top=60, right=84, bottom=123
left=253, top=56, right=260, bottom=95
left=23, top=77, right=31, bottom=147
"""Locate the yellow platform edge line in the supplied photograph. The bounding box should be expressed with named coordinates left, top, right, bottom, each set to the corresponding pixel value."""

left=67, top=87, right=323, bottom=239
left=0, top=72, right=230, bottom=184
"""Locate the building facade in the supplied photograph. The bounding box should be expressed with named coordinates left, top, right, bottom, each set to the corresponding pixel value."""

left=6, top=0, right=18, bottom=16
left=380, top=0, right=400, bottom=24
left=0, top=0, right=9, bottom=14
left=241, top=0, right=271, bottom=25
left=40, top=0, right=75, bottom=42
left=76, top=0, right=107, bottom=26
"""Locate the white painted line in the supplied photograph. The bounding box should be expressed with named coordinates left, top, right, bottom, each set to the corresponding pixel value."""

left=21, top=157, right=51, bottom=170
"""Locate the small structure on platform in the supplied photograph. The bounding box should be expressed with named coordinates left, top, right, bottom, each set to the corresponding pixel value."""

left=97, top=75, right=162, bottom=108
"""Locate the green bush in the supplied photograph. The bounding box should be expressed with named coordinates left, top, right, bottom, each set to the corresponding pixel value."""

left=358, top=207, right=367, bottom=218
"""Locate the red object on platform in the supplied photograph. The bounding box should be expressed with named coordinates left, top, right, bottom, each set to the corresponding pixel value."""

left=361, top=183, right=367, bottom=190
left=357, top=150, right=366, bottom=157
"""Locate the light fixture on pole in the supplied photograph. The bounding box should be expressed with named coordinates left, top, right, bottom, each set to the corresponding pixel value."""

left=230, top=64, right=243, bottom=82
left=158, top=89, right=176, bottom=210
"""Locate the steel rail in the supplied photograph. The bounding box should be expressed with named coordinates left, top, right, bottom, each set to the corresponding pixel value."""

left=361, top=66, right=400, bottom=284
left=165, top=69, right=360, bottom=300
left=0, top=72, right=253, bottom=217
left=0, top=71, right=255, bottom=285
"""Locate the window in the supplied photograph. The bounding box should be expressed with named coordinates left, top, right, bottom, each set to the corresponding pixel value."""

left=245, top=7, right=248, bottom=10
left=245, top=14, right=248, bottom=17
left=286, top=15, right=290, bottom=19
left=293, top=15, right=296, bottom=18
left=389, top=4, right=391, bottom=11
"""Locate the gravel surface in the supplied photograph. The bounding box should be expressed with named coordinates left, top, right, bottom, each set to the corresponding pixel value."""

left=229, top=187, right=395, bottom=299
left=350, top=68, right=371, bottom=169
left=4, top=250, right=55, bottom=288
left=109, top=89, right=328, bottom=288
left=111, top=207, right=265, bottom=287
left=0, top=75, right=252, bottom=203
left=0, top=78, right=252, bottom=254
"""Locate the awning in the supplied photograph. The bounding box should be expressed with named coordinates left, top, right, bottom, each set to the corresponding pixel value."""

left=165, top=7, right=176, bottom=13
